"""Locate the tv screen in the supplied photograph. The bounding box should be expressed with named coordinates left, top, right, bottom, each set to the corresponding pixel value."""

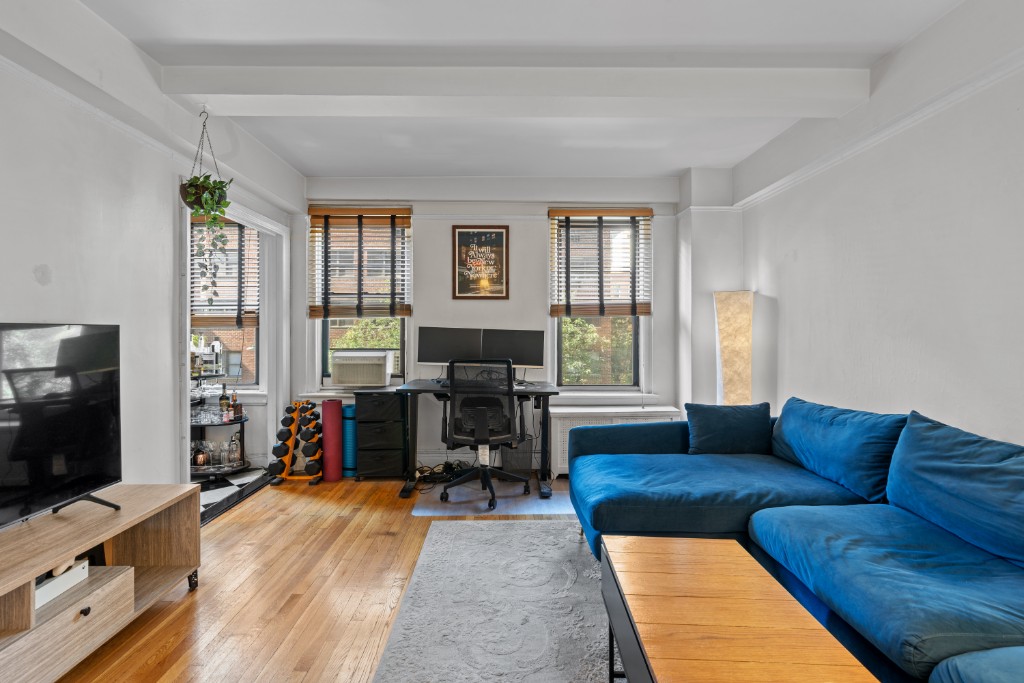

left=482, top=329, right=545, bottom=368
left=417, top=327, right=483, bottom=364
left=0, top=323, right=121, bottom=527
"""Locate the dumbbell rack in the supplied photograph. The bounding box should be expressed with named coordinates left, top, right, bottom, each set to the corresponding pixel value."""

left=268, top=400, right=324, bottom=486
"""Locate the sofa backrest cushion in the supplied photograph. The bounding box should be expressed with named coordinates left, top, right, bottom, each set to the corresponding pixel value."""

left=772, top=397, right=907, bottom=502
left=684, top=402, right=772, bottom=455
left=887, top=411, right=1024, bottom=567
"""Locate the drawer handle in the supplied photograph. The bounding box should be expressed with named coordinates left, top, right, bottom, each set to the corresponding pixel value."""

left=80, top=607, right=91, bottom=617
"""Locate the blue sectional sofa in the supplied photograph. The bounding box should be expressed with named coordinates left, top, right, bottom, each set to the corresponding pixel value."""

left=568, top=398, right=1024, bottom=681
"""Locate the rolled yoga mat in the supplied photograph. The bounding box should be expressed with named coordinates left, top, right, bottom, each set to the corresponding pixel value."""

left=320, top=399, right=343, bottom=482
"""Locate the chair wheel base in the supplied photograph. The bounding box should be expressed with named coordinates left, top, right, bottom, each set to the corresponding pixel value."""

left=523, top=485, right=530, bottom=495
left=440, top=491, right=449, bottom=502
left=487, top=499, right=496, bottom=510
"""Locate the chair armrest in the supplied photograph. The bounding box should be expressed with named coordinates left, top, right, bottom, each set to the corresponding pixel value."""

left=567, top=421, right=689, bottom=462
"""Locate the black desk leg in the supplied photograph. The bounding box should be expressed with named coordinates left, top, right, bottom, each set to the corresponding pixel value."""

left=539, top=395, right=552, bottom=498
left=399, top=393, right=417, bottom=499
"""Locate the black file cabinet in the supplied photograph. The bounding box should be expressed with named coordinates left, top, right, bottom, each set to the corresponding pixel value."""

left=354, top=391, right=408, bottom=479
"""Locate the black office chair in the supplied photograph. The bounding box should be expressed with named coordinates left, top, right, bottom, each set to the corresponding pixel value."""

left=439, top=359, right=530, bottom=509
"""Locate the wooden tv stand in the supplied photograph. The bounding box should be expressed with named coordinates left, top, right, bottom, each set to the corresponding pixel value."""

left=0, top=484, right=199, bottom=682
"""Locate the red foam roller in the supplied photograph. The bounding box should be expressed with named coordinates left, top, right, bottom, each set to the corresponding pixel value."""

left=321, top=399, right=344, bottom=482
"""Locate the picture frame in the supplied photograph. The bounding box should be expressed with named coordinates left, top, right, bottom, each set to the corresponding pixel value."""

left=452, top=225, right=509, bottom=300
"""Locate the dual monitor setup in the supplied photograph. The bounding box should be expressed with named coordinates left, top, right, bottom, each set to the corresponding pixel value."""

left=417, top=326, right=545, bottom=371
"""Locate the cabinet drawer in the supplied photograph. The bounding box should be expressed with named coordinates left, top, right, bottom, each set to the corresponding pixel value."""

left=357, top=449, right=405, bottom=477
left=0, top=566, right=134, bottom=683
left=355, top=393, right=403, bottom=422
left=357, top=421, right=405, bottom=449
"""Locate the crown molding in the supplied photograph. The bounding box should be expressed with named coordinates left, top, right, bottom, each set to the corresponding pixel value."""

left=674, top=206, right=743, bottom=218
left=735, top=46, right=1024, bottom=210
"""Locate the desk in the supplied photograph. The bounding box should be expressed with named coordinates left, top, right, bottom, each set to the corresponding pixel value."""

left=395, top=380, right=559, bottom=499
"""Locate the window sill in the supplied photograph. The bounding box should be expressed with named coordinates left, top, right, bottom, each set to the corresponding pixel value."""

left=550, top=391, right=667, bottom=407
left=301, top=390, right=356, bottom=401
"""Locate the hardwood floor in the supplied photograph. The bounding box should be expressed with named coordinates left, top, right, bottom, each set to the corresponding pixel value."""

left=61, top=478, right=574, bottom=682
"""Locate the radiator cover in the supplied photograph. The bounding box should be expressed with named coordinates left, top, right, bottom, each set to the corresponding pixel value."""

left=550, top=405, right=681, bottom=476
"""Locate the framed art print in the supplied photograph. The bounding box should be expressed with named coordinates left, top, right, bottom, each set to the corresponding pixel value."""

left=452, top=226, right=509, bottom=299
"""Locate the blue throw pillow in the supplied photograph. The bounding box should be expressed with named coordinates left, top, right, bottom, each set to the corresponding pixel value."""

left=684, top=402, right=771, bottom=455
left=887, top=411, right=1024, bottom=567
left=772, top=397, right=907, bottom=502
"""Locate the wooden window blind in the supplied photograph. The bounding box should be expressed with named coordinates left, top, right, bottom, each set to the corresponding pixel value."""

left=307, top=207, right=413, bottom=319
left=189, top=220, right=260, bottom=328
left=549, top=208, right=653, bottom=317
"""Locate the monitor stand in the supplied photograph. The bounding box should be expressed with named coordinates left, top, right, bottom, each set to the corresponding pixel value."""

left=52, top=492, right=122, bottom=514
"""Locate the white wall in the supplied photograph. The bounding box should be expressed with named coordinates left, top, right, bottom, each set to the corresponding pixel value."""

left=0, top=64, right=185, bottom=483
left=679, top=208, right=745, bottom=407
left=743, top=66, right=1024, bottom=443
left=0, top=54, right=295, bottom=482
left=0, top=2, right=307, bottom=483
left=407, top=203, right=552, bottom=460
left=292, top=187, right=680, bottom=464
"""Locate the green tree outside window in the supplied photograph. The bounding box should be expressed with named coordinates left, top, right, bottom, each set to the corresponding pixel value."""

left=559, top=316, right=636, bottom=386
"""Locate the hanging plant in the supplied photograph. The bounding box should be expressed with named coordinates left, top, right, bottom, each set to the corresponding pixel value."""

left=180, top=174, right=232, bottom=229
left=181, top=109, right=234, bottom=305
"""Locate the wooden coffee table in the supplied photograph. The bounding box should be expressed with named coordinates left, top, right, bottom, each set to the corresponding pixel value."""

left=601, top=536, right=877, bottom=682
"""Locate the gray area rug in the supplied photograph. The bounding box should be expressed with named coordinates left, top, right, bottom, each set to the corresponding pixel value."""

left=411, top=477, right=576, bottom=517
left=373, top=520, right=611, bottom=682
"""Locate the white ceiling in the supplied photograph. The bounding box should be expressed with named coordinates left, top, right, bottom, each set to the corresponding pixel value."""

left=80, top=0, right=963, bottom=179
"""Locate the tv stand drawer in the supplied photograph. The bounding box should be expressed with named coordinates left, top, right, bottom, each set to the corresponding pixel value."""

left=0, top=566, right=134, bottom=682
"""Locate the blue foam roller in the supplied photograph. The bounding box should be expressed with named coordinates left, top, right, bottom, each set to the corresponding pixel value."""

left=342, top=404, right=357, bottom=477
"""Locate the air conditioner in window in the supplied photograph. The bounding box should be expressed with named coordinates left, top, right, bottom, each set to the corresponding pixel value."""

left=330, top=350, right=393, bottom=387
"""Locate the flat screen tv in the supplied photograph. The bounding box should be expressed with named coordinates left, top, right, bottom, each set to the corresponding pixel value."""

left=0, top=323, right=121, bottom=528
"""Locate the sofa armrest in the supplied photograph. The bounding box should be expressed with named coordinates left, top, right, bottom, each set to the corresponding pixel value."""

left=567, top=421, right=689, bottom=462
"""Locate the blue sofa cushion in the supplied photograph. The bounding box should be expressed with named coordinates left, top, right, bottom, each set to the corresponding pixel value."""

left=570, top=452, right=864, bottom=540
left=749, top=504, right=1024, bottom=679
left=888, top=411, right=1024, bottom=568
left=684, top=402, right=771, bottom=455
left=772, top=397, right=907, bottom=502
left=929, top=646, right=1024, bottom=683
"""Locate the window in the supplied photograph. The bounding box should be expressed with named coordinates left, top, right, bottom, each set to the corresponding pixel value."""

left=558, top=316, right=638, bottom=386
left=321, top=318, right=404, bottom=378
left=225, top=350, right=243, bottom=378
left=307, top=207, right=413, bottom=382
left=189, top=220, right=261, bottom=386
left=549, top=208, right=652, bottom=387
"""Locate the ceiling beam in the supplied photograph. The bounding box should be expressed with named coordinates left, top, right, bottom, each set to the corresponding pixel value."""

left=0, top=4, right=307, bottom=215
left=162, top=66, right=868, bottom=119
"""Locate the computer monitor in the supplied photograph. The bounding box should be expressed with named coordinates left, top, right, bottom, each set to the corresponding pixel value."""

left=482, top=329, right=545, bottom=368
left=416, top=327, right=482, bottom=364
